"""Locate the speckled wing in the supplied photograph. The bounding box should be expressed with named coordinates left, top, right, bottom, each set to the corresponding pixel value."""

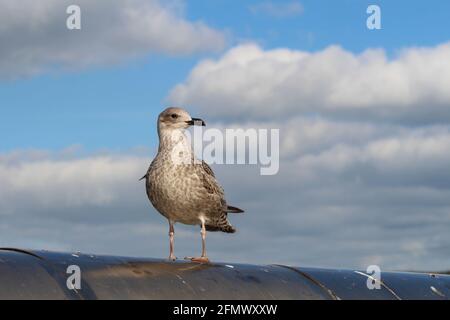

left=196, top=161, right=236, bottom=233
left=196, top=160, right=227, bottom=211
left=201, top=160, right=215, bottom=178
left=200, top=161, right=244, bottom=213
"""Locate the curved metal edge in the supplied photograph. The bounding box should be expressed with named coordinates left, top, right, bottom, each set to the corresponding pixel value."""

left=0, top=247, right=45, bottom=260
left=354, top=271, right=401, bottom=300
left=274, top=265, right=340, bottom=300
left=0, top=248, right=91, bottom=300
left=1, top=248, right=449, bottom=300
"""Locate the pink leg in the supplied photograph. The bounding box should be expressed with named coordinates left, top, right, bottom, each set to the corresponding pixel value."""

left=168, top=221, right=176, bottom=261
left=185, top=221, right=210, bottom=263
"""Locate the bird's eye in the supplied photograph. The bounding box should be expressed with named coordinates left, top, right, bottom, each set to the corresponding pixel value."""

left=171, top=114, right=179, bottom=119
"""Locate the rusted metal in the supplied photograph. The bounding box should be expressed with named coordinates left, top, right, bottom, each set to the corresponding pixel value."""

left=0, top=248, right=449, bottom=300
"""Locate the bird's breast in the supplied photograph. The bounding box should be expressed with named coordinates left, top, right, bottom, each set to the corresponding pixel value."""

left=146, top=161, right=206, bottom=224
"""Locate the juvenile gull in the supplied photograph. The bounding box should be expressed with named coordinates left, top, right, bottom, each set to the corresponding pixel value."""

left=141, top=107, right=244, bottom=263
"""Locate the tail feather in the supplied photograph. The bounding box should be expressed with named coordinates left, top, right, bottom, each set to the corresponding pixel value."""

left=205, top=224, right=236, bottom=233
left=226, top=205, right=244, bottom=213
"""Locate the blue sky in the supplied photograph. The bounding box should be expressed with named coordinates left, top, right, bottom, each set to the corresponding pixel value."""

left=2, top=0, right=450, bottom=270
left=3, top=0, right=450, bottom=152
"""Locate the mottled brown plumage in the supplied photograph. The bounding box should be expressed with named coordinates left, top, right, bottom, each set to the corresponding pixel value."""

left=142, top=107, right=244, bottom=262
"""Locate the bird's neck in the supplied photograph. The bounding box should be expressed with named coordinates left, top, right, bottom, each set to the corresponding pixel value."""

left=157, top=128, right=193, bottom=157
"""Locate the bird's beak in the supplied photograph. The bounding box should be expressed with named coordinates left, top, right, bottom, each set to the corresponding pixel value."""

left=186, top=118, right=206, bottom=126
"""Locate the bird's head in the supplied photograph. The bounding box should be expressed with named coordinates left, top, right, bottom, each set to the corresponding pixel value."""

left=158, top=107, right=206, bottom=131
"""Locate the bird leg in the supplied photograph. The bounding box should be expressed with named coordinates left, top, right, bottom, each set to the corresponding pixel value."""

left=168, top=221, right=176, bottom=261
left=185, top=221, right=210, bottom=263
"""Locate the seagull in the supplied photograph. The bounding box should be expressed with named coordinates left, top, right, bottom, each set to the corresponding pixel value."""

left=141, top=107, right=244, bottom=263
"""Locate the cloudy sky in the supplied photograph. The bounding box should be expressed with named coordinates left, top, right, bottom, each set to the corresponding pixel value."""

left=2, top=0, right=450, bottom=272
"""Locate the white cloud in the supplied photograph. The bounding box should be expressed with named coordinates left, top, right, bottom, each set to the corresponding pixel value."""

left=249, top=1, right=303, bottom=18
left=169, top=43, right=450, bottom=124
left=0, top=0, right=226, bottom=78
left=3, top=1, right=450, bottom=271
left=294, top=126, right=450, bottom=189
left=0, top=153, right=147, bottom=215
left=4, top=40, right=450, bottom=270
left=2, top=123, right=450, bottom=271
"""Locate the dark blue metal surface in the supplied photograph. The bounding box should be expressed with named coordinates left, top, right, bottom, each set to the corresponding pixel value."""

left=0, top=248, right=449, bottom=300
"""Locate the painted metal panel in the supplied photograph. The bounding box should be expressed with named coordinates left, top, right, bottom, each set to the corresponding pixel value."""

left=0, top=248, right=449, bottom=300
